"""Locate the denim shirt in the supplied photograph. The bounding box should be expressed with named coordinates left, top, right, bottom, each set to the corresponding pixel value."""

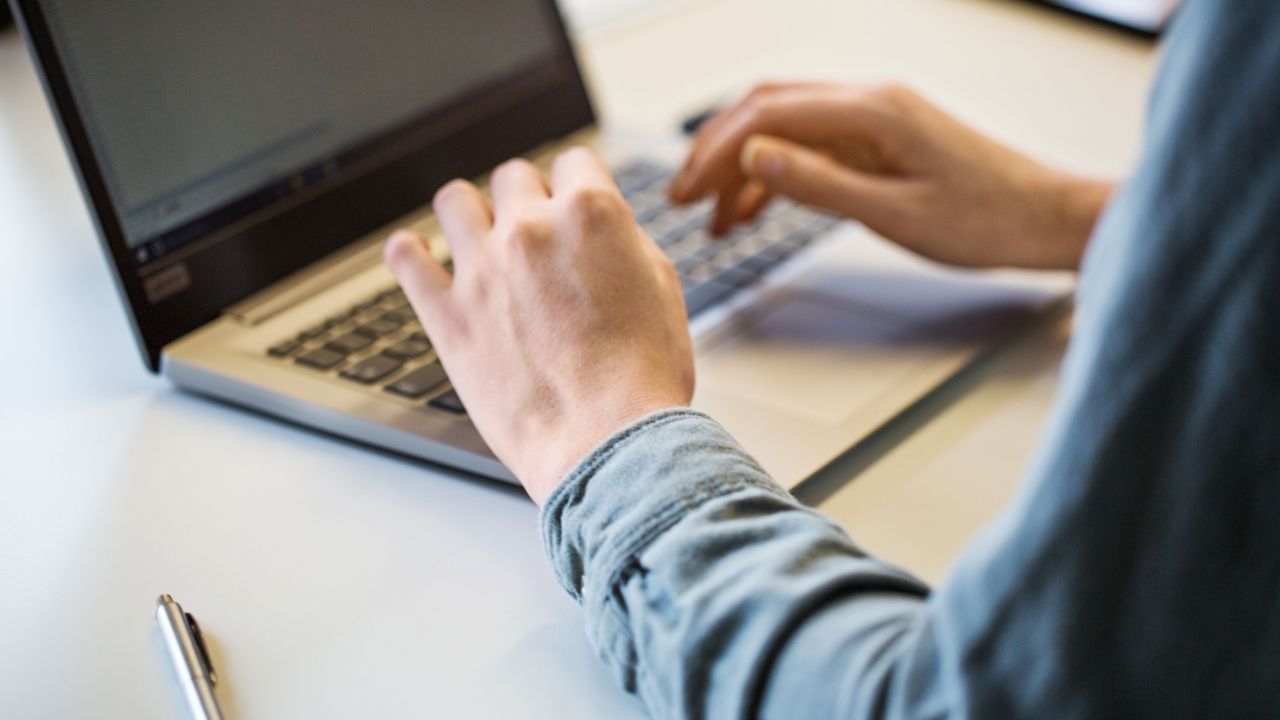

left=541, top=1, right=1280, bottom=717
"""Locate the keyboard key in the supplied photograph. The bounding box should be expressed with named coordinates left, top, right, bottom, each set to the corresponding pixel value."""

left=631, top=194, right=669, bottom=224
left=429, top=388, right=467, bottom=414
left=614, top=160, right=666, bottom=194
left=385, top=306, right=417, bottom=323
left=676, top=243, right=717, bottom=270
left=384, top=362, right=448, bottom=398
left=354, top=316, right=402, bottom=338
left=327, top=308, right=356, bottom=324
left=295, top=347, right=346, bottom=370
left=380, top=310, right=410, bottom=325
left=340, top=354, right=403, bottom=384
left=327, top=332, right=373, bottom=354
left=715, top=266, right=758, bottom=287
left=383, top=336, right=431, bottom=360
left=613, top=160, right=835, bottom=321
left=297, top=323, right=328, bottom=341
left=729, top=250, right=779, bottom=276
left=682, top=260, right=723, bottom=284
left=727, top=233, right=774, bottom=257
left=674, top=255, right=703, bottom=276
left=267, top=338, right=301, bottom=358
left=683, top=280, right=736, bottom=317
left=752, top=239, right=801, bottom=266
left=642, top=213, right=684, bottom=240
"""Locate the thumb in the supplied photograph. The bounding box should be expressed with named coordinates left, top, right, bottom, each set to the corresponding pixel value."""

left=740, top=134, right=901, bottom=230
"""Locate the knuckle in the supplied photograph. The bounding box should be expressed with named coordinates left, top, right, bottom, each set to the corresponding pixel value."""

left=743, top=85, right=770, bottom=105
left=507, top=216, right=554, bottom=247
left=741, top=94, right=779, bottom=128
left=741, top=90, right=766, bottom=116
left=871, top=82, right=916, bottom=108
left=567, top=186, right=627, bottom=225
left=745, top=81, right=784, bottom=103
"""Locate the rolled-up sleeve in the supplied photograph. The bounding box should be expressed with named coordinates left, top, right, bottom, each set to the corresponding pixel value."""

left=541, top=409, right=931, bottom=719
left=540, top=3, right=1280, bottom=718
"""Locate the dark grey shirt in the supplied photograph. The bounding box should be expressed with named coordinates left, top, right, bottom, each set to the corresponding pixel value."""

left=541, top=1, right=1280, bottom=717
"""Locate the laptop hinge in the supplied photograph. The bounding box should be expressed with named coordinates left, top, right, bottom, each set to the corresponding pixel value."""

left=226, top=206, right=446, bottom=326
left=223, top=128, right=599, bottom=326
left=225, top=235, right=386, bottom=326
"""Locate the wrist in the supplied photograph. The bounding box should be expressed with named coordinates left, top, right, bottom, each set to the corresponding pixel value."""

left=520, top=392, right=689, bottom=505
left=1039, top=172, right=1113, bottom=270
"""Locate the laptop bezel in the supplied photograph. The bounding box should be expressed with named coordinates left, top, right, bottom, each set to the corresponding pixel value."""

left=11, top=0, right=596, bottom=371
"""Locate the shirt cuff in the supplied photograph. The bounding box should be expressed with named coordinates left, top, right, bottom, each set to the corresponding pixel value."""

left=539, top=407, right=792, bottom=604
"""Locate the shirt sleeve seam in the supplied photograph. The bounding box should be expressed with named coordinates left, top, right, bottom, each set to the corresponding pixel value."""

left=539, top=408, right=720, bottom=599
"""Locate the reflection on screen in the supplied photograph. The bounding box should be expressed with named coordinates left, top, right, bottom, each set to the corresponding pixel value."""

left=41, top=0, right=560, bottom=257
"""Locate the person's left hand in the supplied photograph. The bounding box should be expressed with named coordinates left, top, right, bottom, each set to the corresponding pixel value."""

left=384, top=148, right=694, bottom=505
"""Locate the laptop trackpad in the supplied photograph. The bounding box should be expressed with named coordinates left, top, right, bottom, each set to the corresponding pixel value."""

left=694, top=258, right=1060, bottom=427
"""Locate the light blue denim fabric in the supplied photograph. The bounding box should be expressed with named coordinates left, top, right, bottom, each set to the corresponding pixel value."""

left=540, top=1, right=1280, bottom=717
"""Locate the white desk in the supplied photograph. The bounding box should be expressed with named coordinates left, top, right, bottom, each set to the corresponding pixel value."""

left=0, top=1, right=1154, bottom=717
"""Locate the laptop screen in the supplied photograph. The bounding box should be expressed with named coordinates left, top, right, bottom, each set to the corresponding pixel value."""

left=39, top=0, right=563, bottom=266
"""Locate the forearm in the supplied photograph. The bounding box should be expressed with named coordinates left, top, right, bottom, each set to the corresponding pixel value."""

left=1033, top=171, right=1114, bottom=271
left=541, top=409, right=933, bottom=719
left=986, top=148, right=1115, bottom=272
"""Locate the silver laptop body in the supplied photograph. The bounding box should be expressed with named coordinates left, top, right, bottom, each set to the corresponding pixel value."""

left=17, top=0, right=1070, bottom=490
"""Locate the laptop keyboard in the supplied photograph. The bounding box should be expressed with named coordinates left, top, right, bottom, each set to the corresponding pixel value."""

left=618, top=161, right=837, bottom=316
left=264, top=159, right=838, bottom=412
left=265, top=285, right=466, bottom=410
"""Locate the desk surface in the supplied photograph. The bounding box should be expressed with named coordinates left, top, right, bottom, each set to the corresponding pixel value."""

left=0, top=1, right=1155, bottom=716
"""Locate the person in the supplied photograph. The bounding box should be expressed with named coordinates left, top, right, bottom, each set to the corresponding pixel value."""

left=383, top=0, right=1280, bottom=716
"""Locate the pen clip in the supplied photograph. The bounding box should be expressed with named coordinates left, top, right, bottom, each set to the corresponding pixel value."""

left=184, top=611, right=218, bottom=686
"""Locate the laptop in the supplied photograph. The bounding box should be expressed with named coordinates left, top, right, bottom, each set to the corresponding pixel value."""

left=13, top=0, right=1071, bottom=490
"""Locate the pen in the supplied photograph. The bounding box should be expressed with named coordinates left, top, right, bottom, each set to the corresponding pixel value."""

left=155, top=593, right=225, bottom=720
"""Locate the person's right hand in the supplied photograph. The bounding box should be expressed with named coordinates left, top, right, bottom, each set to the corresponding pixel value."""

left=669, top=82, right=1113, bottom=271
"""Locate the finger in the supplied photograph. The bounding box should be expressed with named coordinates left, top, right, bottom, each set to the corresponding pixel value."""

left=671, top=81, right=833, bottom=200
left=549, top=146, right=618, bottom=194
left=741, top=134, right=903, bottom=231
left=672, top=86, right=892, bottom=204
left=489, top=158, right=550, bottom=224
left=672, top=104, right=761, bottom=202
left=384, top=229, right=452, bottom=329
left=709, top=175, right=748, bottom=236
left=732, top=181, right=773, bottom=225
left=709, top=178, right=772, bottom=237
left=432, top=179, right=492, bottom=266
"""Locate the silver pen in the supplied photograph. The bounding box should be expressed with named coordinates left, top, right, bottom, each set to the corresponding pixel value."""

left=155, top=593, right=225, bottom=720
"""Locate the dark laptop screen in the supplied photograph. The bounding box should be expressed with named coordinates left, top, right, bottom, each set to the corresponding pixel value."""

left=39, top=0, right=562, bottom=265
